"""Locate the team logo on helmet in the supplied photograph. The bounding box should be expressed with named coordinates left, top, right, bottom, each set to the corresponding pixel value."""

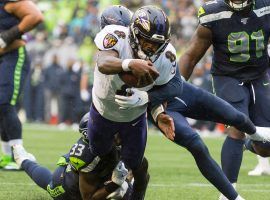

left=135, top=10, right=151, bottom=32
left=103, top=33, right=118, bottom=49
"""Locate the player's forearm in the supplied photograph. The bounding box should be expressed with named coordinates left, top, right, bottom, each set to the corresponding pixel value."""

left=179, top=53, right=197, bottom=81
left=0, top=39, right=25, bottom=55
left=97, top=55, right=124, bottom=74
left=17, top=14, right=43, bottom=33
left=90, top=188, right=111, bottom=200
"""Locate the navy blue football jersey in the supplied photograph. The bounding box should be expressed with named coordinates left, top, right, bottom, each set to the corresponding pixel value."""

left=198, top=0, right=270, bottom=81
left=68, top=138, right=119, bottom=176
left=0, top=1, right=20, bottom=32
left=60, top=138, right=119, bottom=199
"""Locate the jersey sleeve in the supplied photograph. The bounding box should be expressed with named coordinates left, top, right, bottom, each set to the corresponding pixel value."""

left=198, top=1, right=233, bottom=29
left=68, top=138, right=101, bottom=173
left=198, top=4, right=214, bottom=29
left=154, top=44, right=177, bottom=86
left=94, top=25, right=122, bottom=52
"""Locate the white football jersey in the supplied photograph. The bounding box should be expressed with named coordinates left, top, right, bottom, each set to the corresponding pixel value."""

left=93, top=25, right=177, bottom=122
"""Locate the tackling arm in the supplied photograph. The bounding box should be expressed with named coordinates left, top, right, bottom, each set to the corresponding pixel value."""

left=79, top=172, right=100, bottom=200
left=179, top=25, right=212, bottom=81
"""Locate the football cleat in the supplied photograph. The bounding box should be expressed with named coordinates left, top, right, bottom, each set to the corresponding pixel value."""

left=0, top=155, right=12, bottom=168
left=2, top=162, right=20, bottom=171
left=12, top=144, right=36, bottom=168
left=249, top=127, right=270, bottom=142
left=218, top=183, right=236, bottom=200
left=248, top=164, right=270, bottom=176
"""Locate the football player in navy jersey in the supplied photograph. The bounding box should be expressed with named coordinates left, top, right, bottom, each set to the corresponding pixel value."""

left=179, top=0, right=270, bottom=199
left=12, top=113, right=134, bottom=200
left=0, top=0, right=43, bottom=170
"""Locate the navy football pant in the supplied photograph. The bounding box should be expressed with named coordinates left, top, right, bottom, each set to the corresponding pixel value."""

left=0, top=47, right=30, bottom=144
left=167, top=81, right=256, bottom=137
left=22, top=160, right=69, bottom=200
left=165, top=110, right=238, bottom=200
left=88, top=104, right=147, bottom=170
left=213, top=73, right=270, bottom=183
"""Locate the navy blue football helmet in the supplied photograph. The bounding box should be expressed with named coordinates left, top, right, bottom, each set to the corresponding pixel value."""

left=129, top=6, right=171, bottom=62
left=100, top=5, right=132, bottom=29
left=79, top=112, right=89, bottom=140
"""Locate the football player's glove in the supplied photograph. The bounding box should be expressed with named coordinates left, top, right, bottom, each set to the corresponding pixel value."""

left=115, top=88, right=149, bottom=109
left=111, top=161, right=128, bottom=186
left=0, top=26, right=22, bottom=48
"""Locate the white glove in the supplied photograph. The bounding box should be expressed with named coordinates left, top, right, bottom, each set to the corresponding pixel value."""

left=111, top=161, right=128, bottom=186
left=115, top=88, right=149, bottom=110
left=0, top=37, right=7, bottom=48
left=80, top=89, right=90, bottom=101
left=106, top=181, right=129, bottom=199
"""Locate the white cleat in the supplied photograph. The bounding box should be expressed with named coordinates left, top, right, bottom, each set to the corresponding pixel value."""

left=12, top=144, right=36, bottom=168
left=248, top=164, right=270, bottom=176
left=218, top=183, right=236, bottom=200
left=249, top=127, right=270, bottom=142
left=235, top=195, right=245, bottom=200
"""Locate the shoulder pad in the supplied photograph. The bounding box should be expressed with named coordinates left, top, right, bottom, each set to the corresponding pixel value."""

left=253, top=0, right=270, bottom=17
left=94, top=25, right=128, bottom=51
left=198, top=1, right=232, bottom=25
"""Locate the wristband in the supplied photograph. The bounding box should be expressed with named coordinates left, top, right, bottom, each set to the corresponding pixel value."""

left=104, top=181, right=119, bottom=193
left=0, top=25, right=22, bottom=48
left=121, top=59, right=132, bottom=71
left=151, top=104, right=165, bottom=122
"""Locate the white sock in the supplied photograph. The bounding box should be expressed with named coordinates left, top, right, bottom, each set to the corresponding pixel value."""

left=235, top=195, right=245, bottom=200
left=257, top=155, right=270, bottom=168
left=1, top=141, right=12, bottom=156
left=8, top=139, right=23, bottom=147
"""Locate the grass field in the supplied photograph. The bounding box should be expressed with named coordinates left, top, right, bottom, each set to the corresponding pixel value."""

left=0, top=124, right=269, bottom=200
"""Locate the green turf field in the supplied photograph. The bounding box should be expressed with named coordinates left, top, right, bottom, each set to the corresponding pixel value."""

left=0, top=124, right=269, bottom=200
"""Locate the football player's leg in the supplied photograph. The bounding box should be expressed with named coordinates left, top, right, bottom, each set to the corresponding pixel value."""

left=249, top=73, right=270, bottom=153
left=22, top=160, right=52, bottom=190
left=0, top=52, right=29, bottom=168
left=120, top=113, right=148, bottom=200
left=167, top=110, right=239, bottom=200
left=87, top=105, right=117, bottom=156
left=177, top=81, right=256, bottom=134
left=212, top=76, right=249, bottom=186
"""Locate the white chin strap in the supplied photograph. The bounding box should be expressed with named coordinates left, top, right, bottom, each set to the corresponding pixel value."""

left=229, top=1, right=248, bottom=10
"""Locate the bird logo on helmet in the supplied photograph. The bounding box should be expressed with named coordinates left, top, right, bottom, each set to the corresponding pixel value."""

left=129, top=6, right=171, bottom=62
left=224, top=0, right=253, bottom=11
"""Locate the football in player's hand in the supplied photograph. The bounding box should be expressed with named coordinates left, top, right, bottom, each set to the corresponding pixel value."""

left=119, top=71, right=158, bottom=88
left=119, top=71, right=138, bottom=87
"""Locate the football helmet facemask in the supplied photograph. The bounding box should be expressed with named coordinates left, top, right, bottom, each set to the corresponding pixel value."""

left=225, top=0, right=253, bottom=11
left=129, top=6, right=171, bottom=62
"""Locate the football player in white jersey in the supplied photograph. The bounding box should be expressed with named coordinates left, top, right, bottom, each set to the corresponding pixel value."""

left=88, top=5, right=176, bottom=199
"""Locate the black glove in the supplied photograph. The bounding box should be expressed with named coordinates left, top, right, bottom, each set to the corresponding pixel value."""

left=0, top=25, right=22, bottom=48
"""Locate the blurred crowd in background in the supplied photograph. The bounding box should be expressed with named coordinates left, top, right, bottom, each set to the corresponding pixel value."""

left=19, top=0, right=216, bottom=132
